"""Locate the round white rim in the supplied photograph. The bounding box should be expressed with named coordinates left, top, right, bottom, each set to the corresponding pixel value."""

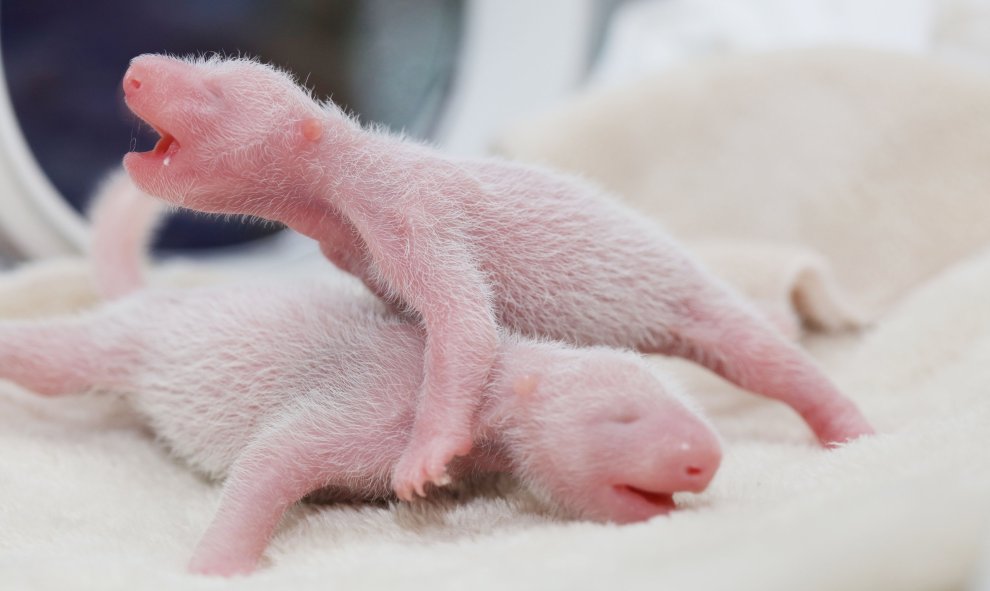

left=0, top=0, right=598, bottom=264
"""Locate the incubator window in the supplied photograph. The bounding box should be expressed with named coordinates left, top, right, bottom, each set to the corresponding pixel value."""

left=1, top=0, right=462, bottom=251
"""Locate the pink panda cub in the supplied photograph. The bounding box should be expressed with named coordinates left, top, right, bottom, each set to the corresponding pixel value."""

left=121, top=54, right=873, bottom=501
left=0, top=175, right=721, bottom=576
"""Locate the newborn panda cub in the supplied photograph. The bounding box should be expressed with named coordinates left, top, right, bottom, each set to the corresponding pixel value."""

left=0, top=180, right=721, bottom=576
left=121, top=54, right=873, bottom=501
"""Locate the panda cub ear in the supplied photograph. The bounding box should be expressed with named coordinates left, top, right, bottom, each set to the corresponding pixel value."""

left=512, top=373, right=540, bottom=399
left=299, top=117, right=324, bottom=143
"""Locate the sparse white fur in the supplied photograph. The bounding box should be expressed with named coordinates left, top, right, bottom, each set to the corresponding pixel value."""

left=3, top=277, right=719, bottom=574
left=120, top=55, right=873, bottom=492
left=0, top=178, right=720, bottom=575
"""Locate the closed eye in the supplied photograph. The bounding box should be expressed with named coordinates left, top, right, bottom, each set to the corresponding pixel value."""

left=609, top=410, right=640, bottom=425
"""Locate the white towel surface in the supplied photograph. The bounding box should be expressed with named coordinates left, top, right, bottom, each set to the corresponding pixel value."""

left=3, top=48, right=990, bottom=590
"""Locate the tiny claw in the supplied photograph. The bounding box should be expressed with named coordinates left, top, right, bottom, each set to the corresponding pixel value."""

left=394, top=481, right=414, bottom=503
left=392, top=432, right=470, bottom=501
left=814, top=407, right=876, bottom=447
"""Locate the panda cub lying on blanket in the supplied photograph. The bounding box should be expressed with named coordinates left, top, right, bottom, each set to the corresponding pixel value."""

left=0, top=175, right=721, bottom=576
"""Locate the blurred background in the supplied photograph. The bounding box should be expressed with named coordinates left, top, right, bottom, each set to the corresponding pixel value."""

left=1, top=0, right=989, bottom=264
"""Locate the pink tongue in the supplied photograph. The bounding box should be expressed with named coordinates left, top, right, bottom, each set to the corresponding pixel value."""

left=153, top=134, right=175, bottom=155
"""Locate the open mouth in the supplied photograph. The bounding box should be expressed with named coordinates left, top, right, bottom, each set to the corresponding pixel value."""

left=613, top=484, right=676, bottom=510
left=125, top=99, right=181, bottom=162
left=153, top=130, right=177, bottom=156
left=145, top=123, right=180, bottom=160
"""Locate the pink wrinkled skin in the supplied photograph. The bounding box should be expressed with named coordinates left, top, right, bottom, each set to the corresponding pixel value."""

left=0, top=177, right=721, bottom=576
left=121, top=54, right=873, bottom=500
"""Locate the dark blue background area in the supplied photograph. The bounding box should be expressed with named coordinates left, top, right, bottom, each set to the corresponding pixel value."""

left=1, top=0, right=461, bottom=251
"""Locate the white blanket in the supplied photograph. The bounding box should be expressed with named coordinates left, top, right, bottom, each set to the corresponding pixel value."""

left=3, top=48, right=990, bottom=590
